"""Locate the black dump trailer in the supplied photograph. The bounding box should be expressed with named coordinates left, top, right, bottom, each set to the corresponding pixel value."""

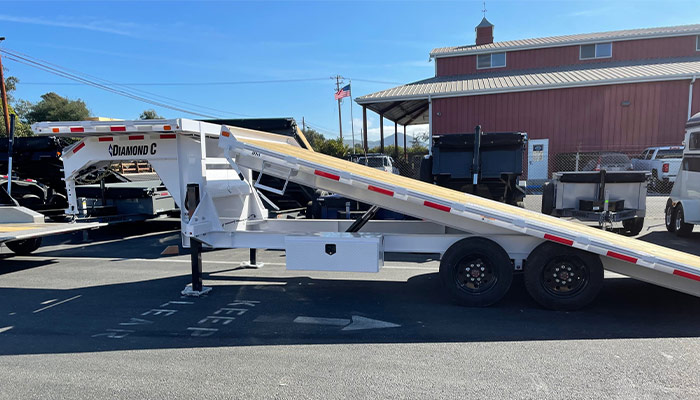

left=0, top=136, right=71, bottom=216
left=420, top=126, right=528, bottom=206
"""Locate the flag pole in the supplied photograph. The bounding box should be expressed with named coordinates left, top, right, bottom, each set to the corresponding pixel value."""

left=349, top=81, right=356, bottom=154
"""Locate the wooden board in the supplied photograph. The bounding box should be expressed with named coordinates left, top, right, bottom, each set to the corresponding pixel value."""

left=240, top=137, right=700, bottom=269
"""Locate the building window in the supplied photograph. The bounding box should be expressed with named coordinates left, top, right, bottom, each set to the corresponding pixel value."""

left=580, top=42, right=612, bottom=60
left=476, top=52, right=506, bottom=69
left=697, top=35, right=700, bottom=51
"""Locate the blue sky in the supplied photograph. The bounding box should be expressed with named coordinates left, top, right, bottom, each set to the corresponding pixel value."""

left=1, top=0, right=699, bottom=141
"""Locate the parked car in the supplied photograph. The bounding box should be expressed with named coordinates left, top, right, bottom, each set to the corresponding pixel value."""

left=582, top=152, right=633, bottom=172
left=352, top=153, right=399, bottom=174
left=631, top=146, right=684, bottom=192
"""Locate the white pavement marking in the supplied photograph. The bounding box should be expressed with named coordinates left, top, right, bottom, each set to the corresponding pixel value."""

left=294, top=316, right=350, bottom=326
left=293, top=315, right=401, bottom=330
left=342, top=316, right=401, bottom=331
left=32, top=295, right=82, bottom=313
left=0, top=326, right=13, bottom=334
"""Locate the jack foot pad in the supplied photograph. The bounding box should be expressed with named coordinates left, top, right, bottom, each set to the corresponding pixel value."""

left=181, top=284, right=212, bottom=297
left=240, top=261, right=264, bottom=269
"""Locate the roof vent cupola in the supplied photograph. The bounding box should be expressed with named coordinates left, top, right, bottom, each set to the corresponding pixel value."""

left=475, top=17, right=494, bottom=45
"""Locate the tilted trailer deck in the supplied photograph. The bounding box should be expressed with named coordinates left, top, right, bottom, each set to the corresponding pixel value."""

left=32, top=119, right=700, bottom=310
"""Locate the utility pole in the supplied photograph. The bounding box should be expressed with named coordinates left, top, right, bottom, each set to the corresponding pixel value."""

left=302, top=117, right=305, bottom=131
left=334, top=75, right=344, bottom=140
left=0, top=37, right=10, bottom=136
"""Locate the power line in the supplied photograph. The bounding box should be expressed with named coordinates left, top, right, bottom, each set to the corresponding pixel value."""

left=15, top=77, right=331, bottom=86
left=0, top=48, right=259, bottom=118
left=2, top=47, right=254, bottom=118
left=15, top=77, right=403, bottom=86
left=2, top=51, right=218, bottom=118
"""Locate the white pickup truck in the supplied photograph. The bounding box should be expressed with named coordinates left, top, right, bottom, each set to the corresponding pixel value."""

left=631, top=146, right=684, bottom=192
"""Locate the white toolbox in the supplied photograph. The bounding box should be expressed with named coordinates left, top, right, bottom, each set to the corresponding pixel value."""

left=285, top=232, right=384, bottom=273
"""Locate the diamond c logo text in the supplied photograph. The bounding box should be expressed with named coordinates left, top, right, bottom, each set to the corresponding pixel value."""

left=108, top=143, right=157, bottom=157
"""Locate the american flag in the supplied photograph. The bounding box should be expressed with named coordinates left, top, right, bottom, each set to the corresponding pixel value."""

left=334, top=84, right=350, bottom=100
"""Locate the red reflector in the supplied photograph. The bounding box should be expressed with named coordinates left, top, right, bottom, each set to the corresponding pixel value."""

left=368, top=185, right=394, bottom=196
left=72, top=142, right=85, bottom=154
left=70, top=127, right=84, bottom=133
left=110, top=126, right=127, bottom=132
left=160, top=134, right=176, bottom=139
left=314, top=170, right=340, bottom=181
left=606, top=251, right=638, bottom=264
left=544, top=233, right=574, bottom=246
left=128, top=135, right=144, bottom=140
left=424, top=201, right=451, bottom=212
left=159, top=192, right=169, bottom=196
left=673, top=269, right=700, bottom=282
left=662, top=163, right=669, bottom=173
left=98, top=137, right=113, bottom=142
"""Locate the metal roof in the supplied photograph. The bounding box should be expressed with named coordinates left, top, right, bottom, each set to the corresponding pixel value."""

left=356, top=58, right=700, bottom=125
left=431, top=24, right=700, bottom=58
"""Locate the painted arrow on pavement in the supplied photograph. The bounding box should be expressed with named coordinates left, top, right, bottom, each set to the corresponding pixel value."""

left=293, top=315, right=400, bottom=331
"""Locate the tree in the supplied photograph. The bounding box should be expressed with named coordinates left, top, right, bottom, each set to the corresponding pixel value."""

left=300, top=127, right=348, bottom=158
left=139, top=109, right=163, bottom=119
left=1, top=73, right=32, bottom=137
left=25, top=92, right=90, bottom=124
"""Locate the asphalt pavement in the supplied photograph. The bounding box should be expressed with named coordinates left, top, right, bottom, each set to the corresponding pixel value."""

left=1, top=219, right=700, bottom=399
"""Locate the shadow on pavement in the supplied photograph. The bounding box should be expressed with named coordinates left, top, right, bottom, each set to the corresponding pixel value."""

left=1, top=264, right=700, bottom=356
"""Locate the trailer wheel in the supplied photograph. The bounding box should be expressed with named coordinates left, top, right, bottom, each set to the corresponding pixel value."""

left=665, top=200, right=676, bottom=233
left=6, top=237, right=43, bottom=256
left=524, top=242, right=603, bottom=311
left=439, top=237, right=513, bottom=307
left=674, top=204, right=694, bottom=237
left=622, top=217, right=644, bottom=236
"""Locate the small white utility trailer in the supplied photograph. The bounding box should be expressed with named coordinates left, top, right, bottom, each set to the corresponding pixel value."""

left=32, top=119, right=700, bottom=310
left=0, top=205, right=101, bottom=255
left=665, top=112, right=700, bottom=236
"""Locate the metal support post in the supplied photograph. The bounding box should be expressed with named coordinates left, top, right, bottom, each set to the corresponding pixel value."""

left=240, top=248, right=264, bottom=268
left=362, top=106, right=368, bottom=154
left=181, top=237, right=211, bottom=296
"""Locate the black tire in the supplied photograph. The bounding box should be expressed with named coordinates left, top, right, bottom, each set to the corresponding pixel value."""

left=675, top=204, right=694, bottom=237
left=541, top=181, right=555, bottom=215
left=439, top=237, right=513, bottom=307
left=6, top=237, right=43, bottom=255
left=665, top=199, right=676, bottom=233
left=622, top=217, right=644, bottom=236
left=19, top=194, right=43, bottom=208
left=524, top=242, right=604, bottom=311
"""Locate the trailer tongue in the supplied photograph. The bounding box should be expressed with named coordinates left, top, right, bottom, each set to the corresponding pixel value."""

left=32, top=119, right=700, bottom=310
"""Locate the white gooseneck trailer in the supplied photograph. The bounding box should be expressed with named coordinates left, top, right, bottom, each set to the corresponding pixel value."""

left=32, top=119, right=700, bottom=310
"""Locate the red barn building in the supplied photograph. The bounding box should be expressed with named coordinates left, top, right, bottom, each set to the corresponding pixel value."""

left=356, top=20, right=700, bottom=180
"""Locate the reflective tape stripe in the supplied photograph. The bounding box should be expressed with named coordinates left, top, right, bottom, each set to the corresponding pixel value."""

left=98, top=137, right=113, bottom=142
left=314, top=170, right=340, bottom=181
left=606, top=251, right=638, bottom=264
left=544, top=233, right=574, bottom=246
left=673, top=269, right=700, bottom=281
left=128, top=135, right=144, bottom=141
left=110, top=126, right=127, bottom=132
left=160, top=134, right=177, bottom=139
left=70, top=127, right=84, bottom=133
left=72, top=142, right=85, bottom=153
left=368, top=185, right=394, bottom=196
left=424, top=201, right=451, bottom=212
